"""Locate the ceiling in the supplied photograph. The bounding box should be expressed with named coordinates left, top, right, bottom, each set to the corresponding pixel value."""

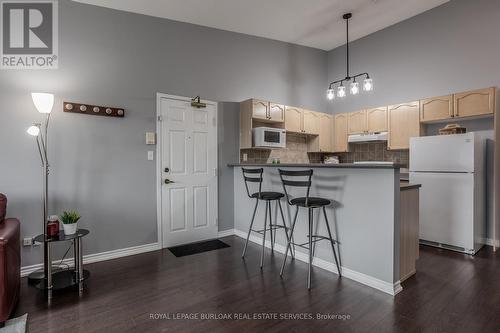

left=73, top=0, right=449, bottom=51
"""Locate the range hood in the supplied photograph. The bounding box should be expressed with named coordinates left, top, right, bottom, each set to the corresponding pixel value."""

left=348, top=132, right=388, bottom=143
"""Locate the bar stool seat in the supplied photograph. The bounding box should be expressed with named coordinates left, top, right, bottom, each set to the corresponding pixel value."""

left=290, top=197, right=331, bottom=207
left=250, top=192, right=285, bottom=200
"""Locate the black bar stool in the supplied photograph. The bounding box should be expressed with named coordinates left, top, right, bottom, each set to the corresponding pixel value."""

left=241, top=168, right=295, bottom=268
left=278, top=169, right=341, bottom=289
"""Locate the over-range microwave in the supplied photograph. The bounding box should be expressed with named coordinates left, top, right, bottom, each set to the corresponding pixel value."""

left=252, top=127, right=286, bottom=148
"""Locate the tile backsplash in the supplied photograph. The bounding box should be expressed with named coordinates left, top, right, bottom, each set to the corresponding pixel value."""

left=240, top=137, right=408, bottom=167
left=334, top=142, right=409, bottom=167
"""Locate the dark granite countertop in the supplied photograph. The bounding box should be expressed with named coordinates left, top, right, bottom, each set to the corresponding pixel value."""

left=400, top=181, right=422, bottom=191
left=228, top=163, right=402, bottom=169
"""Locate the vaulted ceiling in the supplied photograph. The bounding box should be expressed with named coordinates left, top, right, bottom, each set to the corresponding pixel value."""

left=74, top=0, right=449, bottom=51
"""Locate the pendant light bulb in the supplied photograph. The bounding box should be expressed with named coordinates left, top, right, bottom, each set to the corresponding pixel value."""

left=327, top=88, right=335, bottom=100
left=350, top=81, right=359, bottom=95
left=363, top=77, right=373, bottom=92
left=337, top=85, right=346, bottom=98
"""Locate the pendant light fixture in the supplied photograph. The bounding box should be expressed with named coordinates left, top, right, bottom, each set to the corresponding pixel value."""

left=327, top=13, right=373, bottom=100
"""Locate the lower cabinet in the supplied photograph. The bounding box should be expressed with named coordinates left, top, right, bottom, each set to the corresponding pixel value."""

left=388, top=101, right=421, bottom=150
left=399, top=186, right=420, bottom=282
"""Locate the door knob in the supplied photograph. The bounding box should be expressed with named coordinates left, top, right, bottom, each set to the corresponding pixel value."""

left=164, top=179, right=174, bottom=184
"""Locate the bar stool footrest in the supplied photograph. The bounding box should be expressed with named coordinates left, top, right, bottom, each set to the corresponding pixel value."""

left=252, top=225, right=289, bottom=235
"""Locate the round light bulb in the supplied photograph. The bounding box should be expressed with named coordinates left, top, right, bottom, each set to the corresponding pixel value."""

left=337, top=85, right=346, bottom=98
left=27, top=125, right=40, bottom=136
left=326, top=88, right=335, bottom=100
left=350, top=81, right=360, bottom=95
left=31, top=93, right=54, bottom=114
left=363, top=78, right=373, bottom=92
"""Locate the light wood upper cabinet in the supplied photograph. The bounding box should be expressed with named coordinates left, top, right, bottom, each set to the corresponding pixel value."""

left=388, top=101, right=421, bottom=150
left=366, top=107, right=388, bottom=132
left=307, top=113, right=333, bottom=152
left=348, top=110, right=367, bottom=134
left=269, top=103, right=285, bottom=122
left=251, top=99, right=269, bottom=120
left=285, top=107, right=320, bottom=135
left=454, top=87, right=495, bottom=118
left=285, top=106, right=302, bottom=133
left=333, top=113, right=349, bottom=152
left=318, top=114, right=333, bottom=152
left=303, top=110, right=320, bottom=135
left=420, top=95, right=453, bottom=123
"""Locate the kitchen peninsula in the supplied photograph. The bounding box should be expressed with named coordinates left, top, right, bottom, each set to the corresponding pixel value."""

left=229, top=163, right=420, bottom=295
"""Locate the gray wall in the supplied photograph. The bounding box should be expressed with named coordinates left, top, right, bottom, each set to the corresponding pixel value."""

left=327, top=0, right=500, bottom=115
left=0, top=0, right=328, bottom=266
left=217, top=102, right=240, bottom=231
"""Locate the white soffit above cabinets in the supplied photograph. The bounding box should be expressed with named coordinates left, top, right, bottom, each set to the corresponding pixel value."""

left=73, top=0, right=449, bottom=51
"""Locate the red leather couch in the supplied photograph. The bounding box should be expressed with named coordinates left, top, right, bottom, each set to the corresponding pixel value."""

left=0, top=194, right=20, bottom=324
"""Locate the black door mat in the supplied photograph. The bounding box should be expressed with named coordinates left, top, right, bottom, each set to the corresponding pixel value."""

left=168, top=239, right=230, bottom=257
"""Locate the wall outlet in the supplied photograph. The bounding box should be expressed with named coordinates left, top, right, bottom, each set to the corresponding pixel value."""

left=243, top=153, right=248, bottom=162
left=148, top=151, right=154, bottom=161
left=23, top=237, right=33, bottom=246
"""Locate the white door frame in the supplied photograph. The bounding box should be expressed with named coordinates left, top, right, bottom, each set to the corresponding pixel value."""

left=155, top=93, right=218, bottom=248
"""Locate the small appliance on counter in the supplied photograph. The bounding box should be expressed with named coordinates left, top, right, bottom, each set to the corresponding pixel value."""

left=323, top=156, right=339, bottom=164
left=252, top=127, right=286, bottom=148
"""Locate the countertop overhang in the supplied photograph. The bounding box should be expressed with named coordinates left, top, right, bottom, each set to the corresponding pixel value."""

left=228, top=163, right=402, bottom=169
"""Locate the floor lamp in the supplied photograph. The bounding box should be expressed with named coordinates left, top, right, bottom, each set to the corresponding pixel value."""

left=26, top=93, right=54, bottom=292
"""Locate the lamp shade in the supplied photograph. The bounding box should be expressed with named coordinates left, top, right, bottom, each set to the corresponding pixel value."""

left=27, top=125, right=40, bottom=136
left=31, top=93, right=54, bottom=114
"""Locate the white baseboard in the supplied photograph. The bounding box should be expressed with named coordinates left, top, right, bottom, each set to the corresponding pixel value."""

left=232, top=229, right=402, bottom=296
left=218, top=229, right=236, bottom=238
left=21, top=242, right=161, bottom=277
left=485, top=238, right=500, bottom=248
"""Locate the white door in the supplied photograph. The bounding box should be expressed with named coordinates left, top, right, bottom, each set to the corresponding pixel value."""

left=158, top=95, right=218, bottom=247
left=409, top=172, right=474, bottom=251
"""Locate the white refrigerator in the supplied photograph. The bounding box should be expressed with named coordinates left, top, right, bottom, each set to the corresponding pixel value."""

left=409, top=132, right=486, bottom=254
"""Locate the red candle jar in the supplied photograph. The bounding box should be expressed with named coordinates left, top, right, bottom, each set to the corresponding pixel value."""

left=47, top=215, right=60, bottom=237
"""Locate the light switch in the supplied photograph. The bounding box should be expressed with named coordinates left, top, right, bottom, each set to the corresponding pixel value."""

left=147, top=151, right=154, bottom=161
left=146, top=132, right=156, bottom=145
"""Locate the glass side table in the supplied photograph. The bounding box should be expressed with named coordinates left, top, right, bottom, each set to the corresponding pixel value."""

left=31, top=229, right=90, bottom=300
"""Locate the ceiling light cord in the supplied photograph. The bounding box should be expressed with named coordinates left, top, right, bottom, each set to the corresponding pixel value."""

left=345, top=13, right=350, bottom=79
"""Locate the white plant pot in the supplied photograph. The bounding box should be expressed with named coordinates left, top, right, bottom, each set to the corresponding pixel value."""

left=63, top=223, right=78, bottom=235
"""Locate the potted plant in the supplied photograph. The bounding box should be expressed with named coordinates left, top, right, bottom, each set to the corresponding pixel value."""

left=60, top=210, right=80, bottom=235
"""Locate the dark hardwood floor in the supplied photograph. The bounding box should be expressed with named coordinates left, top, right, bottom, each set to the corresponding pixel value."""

left=14, top=236, right=500, bottom=333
